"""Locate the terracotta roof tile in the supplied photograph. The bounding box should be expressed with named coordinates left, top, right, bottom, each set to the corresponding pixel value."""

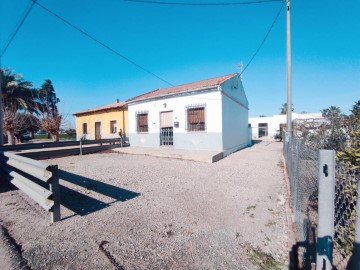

left=127, top=73, right=238, bottom=103
left=73, top=101, right=126, bottom=116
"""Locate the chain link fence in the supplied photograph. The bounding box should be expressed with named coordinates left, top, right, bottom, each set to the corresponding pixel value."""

left=283, top=132, right=359, bottom=269
left=284, top=132, right=318, bottom=268
left=333, top=160, right=358, bottom=269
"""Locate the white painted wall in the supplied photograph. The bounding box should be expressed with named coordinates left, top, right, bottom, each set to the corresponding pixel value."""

left=128, top=90, right=224, bottom=151
left=249, top=112, right=323, bottom=139
left=128, top=74, right=250, bottom=155
left=220, top=75, right=250, bottom=155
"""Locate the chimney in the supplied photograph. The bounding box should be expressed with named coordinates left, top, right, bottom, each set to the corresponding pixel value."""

left=115, top=99, right=119, bottom=103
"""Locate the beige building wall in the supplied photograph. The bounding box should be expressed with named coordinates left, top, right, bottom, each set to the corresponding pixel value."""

left=75, top=109, right=128, bottom=140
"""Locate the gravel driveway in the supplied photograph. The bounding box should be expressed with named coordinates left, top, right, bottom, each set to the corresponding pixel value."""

left=0, top=140, right=291, bottom=269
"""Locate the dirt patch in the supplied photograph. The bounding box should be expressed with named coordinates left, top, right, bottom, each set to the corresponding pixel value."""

left=0, top=140, right=290, bottom=269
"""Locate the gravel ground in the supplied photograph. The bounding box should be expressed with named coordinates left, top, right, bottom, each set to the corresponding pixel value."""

left=0, top=140, right=291, bottom=269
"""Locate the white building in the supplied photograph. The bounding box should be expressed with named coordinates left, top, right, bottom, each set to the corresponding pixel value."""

left=126, top=73, right=251, bottom=156
left=249, top=112, right=323, bottom=139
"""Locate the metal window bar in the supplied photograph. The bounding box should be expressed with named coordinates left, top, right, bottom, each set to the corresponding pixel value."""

left=187, top=107, right=205, bottom=131
left=136, top=112, right=148, bottom=132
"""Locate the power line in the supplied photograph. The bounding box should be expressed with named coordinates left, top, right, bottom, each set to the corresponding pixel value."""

left=1, top=0, right=37, bottom=57
left=31, top=0, right=173, bottom=86
left=240, top=1, right=284, bottom=76
left=124, top=0, right=282, bottom=6
left=125, top=0, right=283, bottom=76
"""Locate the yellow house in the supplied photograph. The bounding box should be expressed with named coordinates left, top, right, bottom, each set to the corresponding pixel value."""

left=73, top=99, right=128, bottom=140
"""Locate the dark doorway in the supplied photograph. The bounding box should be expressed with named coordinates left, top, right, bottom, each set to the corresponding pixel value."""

left=258, top=123, right=268, bottom=137
left=95, top=122, right=101, bottom=140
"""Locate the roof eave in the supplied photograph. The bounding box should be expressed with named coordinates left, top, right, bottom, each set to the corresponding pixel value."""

left=127, top=85, right=219, bottom=105
left=73, top=104, right=127, bottom=116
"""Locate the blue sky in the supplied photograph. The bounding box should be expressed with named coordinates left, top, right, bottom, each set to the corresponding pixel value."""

left=1, top=0, right=359, bottom=128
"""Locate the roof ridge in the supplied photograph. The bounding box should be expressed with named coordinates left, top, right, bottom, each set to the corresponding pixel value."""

left=162, top=72, right=237, bottom=91
left=126, top=73, right=238, bottom=102
left=126, top=88, right=160, bottom=103
left=74, top=101, right=126, bottom=115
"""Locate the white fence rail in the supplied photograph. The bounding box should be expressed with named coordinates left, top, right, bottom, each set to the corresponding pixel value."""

left=0, top=151, right=60, bottom=223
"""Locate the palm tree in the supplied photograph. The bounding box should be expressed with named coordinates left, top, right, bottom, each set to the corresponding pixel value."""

left=1, top=68, right=35, bottom=144
left=280, top=102, right=294, bottom=115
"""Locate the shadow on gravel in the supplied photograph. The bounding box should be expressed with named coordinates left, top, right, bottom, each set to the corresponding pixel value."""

left=289, top=226, right=317, bottom=269
left=59, top=170, right=140, bottom=217
left=0, top=173, right=18, bottom=194
left=251, top=139, right=262, bottom=145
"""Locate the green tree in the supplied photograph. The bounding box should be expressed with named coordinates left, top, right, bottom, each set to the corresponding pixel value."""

left=35, top=80, right=62, bottom=142
left=280, top=102, right=294, bottom=115
left=350, top=100, right=360, bottom=119
left=38, top=80, right=60, bottom=116
left=1, top=68, right=35, bottom=144
left=338, top=100, right=360, bottom=170
left=321, top=106, right=341, bottom=119
left=320, top=106, right=347, bottom=150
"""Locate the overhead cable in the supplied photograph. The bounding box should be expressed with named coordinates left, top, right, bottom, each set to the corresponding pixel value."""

left=1, top=0, right=37, bottom=57
left=125, top=0, right=284, bottom=76
left=31, top=0, right=173, bottom=86
left=240, top=1, right=284, bottom=76
left=124, top=0, right=282, bottom=6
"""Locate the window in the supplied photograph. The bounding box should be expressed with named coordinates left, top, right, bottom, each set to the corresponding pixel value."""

left=82, top=123, right=87, bottom=134
left=110, top=120, right=117, bottom=134
left=187, top=106, right=205, bottom=131
left=137, top=113, right=148, bottom=132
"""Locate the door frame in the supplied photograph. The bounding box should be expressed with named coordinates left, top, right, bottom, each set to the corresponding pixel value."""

left=258, top=123, right=268, bottom=137
left=159, top=111, right=173, bottom=146
left=95, top=122, right=101, bottom=140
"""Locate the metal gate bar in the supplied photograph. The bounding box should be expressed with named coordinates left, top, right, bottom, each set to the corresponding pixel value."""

left=160, top=128, right=173, bottom=146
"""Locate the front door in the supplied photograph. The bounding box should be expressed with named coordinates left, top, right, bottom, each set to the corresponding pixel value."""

left=95, top=122, right=101, bottom=140
left=160, top=111, right=173, bottom=146
left=258, top=123, right=268, bottom=137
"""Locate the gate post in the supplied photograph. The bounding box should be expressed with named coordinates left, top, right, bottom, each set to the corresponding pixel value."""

left=316, top=150, right=335, bottom=270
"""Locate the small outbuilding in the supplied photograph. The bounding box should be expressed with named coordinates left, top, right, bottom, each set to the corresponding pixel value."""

left=126, top=73, right=251, bottom=156
left=249, top=112, right=323, bottom=139
left=73, top=100, right=128, bottom=140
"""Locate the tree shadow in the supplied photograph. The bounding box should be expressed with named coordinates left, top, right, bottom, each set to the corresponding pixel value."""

left=59, top=170, right=140, bottom=217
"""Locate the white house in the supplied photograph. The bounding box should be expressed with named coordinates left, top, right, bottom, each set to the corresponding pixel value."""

left=126, top=73, right=251, bottom=156
left=249, top=112, right=323, bottom=139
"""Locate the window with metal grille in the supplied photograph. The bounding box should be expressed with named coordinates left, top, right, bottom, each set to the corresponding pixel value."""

left=110, top=120, right=117, bottom=134
left=187, top=107, right=205, bottom=131
left=137, top=113, right=148, bottom=132
left=82, top=123, right=87, bottom=134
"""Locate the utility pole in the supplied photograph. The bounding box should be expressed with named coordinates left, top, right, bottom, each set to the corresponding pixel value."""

left=286, top=0, right=292, bottom=133
left=0, top=57, right=3, bottom=146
